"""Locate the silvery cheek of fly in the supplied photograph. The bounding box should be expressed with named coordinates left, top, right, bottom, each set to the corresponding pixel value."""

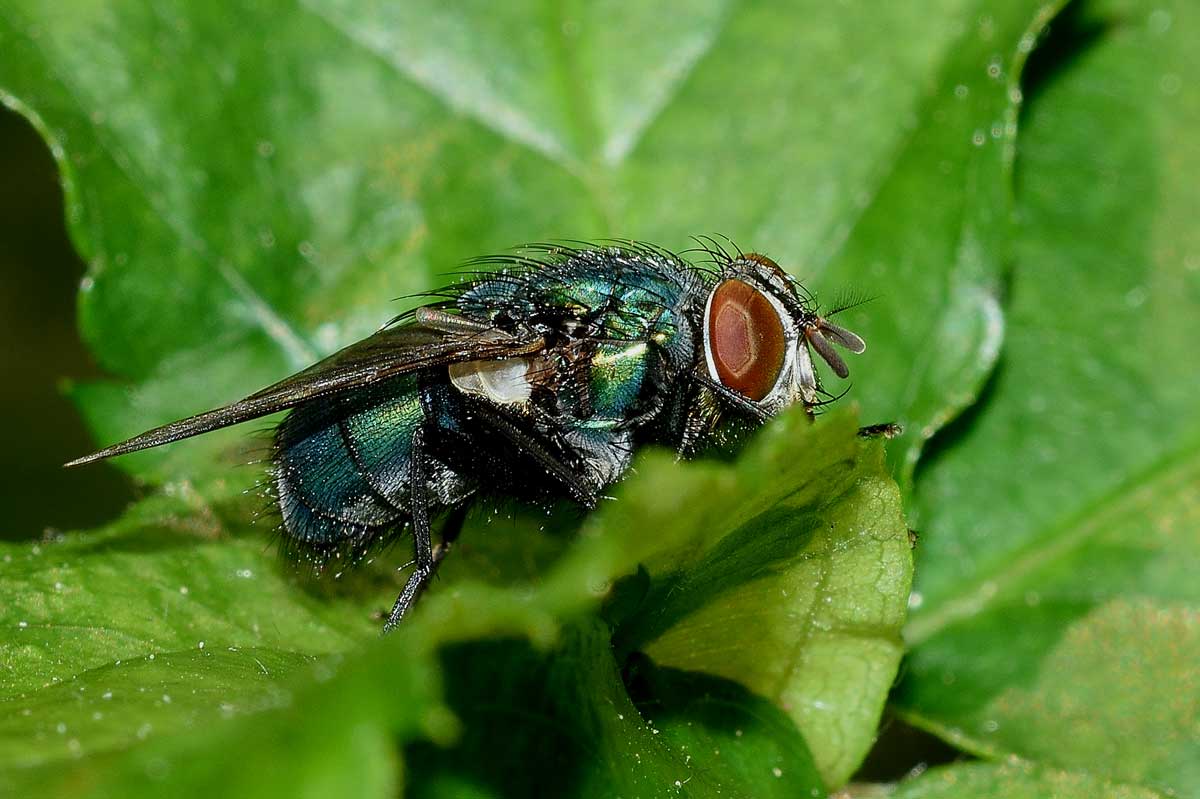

left=69, top=239, right=889, bottom=632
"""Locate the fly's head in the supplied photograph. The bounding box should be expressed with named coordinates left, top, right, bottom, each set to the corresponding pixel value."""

left=701, top=252, right=867, bottom=417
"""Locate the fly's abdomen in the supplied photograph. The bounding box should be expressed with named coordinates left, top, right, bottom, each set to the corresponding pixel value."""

left=273, top=374, right=425, bottom=552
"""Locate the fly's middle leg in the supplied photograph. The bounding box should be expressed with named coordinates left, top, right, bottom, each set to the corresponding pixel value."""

left=383, top=426, right=441, bottom=633
left=431, top=503, right=468, bottom=572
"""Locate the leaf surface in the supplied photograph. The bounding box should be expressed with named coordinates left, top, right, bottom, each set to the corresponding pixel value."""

left=855, top=761, right=1168, bottom=799
left=0, top=410, right=910, bottom=796
left=897, top=1, right=1200, bottom=794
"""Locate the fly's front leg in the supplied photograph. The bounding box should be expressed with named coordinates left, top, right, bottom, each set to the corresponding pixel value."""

left=692, top=372, right=771, bottom=423
left=383, top=426, right=441, bottom=633
left=858, top=422, right=903, bottom=439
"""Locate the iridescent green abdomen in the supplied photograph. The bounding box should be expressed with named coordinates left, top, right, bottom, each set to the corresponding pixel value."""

left=274, top=374, right=474, bottom=553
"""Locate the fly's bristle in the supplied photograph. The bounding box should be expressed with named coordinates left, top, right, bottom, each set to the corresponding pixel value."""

left=824, top=288, right=875, bottom=318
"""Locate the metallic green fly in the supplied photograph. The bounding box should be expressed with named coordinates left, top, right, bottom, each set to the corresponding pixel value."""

left=69, top=240, right=879, bottom=631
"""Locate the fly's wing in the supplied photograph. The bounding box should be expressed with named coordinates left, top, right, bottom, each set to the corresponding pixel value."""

left=66, top=323, right=546, bottom=466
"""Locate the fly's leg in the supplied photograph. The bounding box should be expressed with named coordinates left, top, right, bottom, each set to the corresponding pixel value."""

left=431, top=504, right=469, bottom=577
left=697, top=370, right=902, bottom=441
left=692, top=373, right=771, bottom=422
left=383, top=427, right=439, bottom=634
left=383, top=400, right=605, bottom=634
left=857, top=423, right=903, bottom=439
left=474, top=404, right=599, bottom=508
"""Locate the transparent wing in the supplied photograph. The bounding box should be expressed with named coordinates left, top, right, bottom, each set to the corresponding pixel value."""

left=66, top=322, right=545, bottom=466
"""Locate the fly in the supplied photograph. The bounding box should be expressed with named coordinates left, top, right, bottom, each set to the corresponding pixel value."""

left=67, top=240, right=880, bottom=632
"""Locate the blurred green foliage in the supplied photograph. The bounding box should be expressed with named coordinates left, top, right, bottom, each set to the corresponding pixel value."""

left=0, top=0, right=1197, bottom=796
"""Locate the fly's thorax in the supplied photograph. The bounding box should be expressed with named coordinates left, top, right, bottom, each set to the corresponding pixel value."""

left=586, top=339, right=651, bottom=422
left=452, top=250, right=703, bottom=430
left=444, top=336, right=655, bottom=429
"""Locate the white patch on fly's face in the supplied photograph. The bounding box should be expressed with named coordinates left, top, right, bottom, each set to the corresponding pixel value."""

left=792, top=341, right=818, bottom=402
left=449, top=358, right=534, bottom=404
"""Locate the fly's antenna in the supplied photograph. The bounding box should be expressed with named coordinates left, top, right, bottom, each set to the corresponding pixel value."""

left=800, top=301, right=868, bottom=380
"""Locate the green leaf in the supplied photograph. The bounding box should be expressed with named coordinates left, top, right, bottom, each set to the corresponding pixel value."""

left=612, top=412, right=910, bottom=785
left=0, top=410, right=909, bottom=796
left=897, top=0, right=1200, bottom=794
left=0, top=0, right=1056, bottom=493
left=626, top=657, right=825, bottom=799
left=0, top=2, right=1055, bottom=781
left=0, top=495, right=378, bottom=697
left=445, top=407, right=911, bottom=789
left=406, top=623, right=824, bottom=799
left=0, top=493, right=390, bottom=775
left=872, top=761, right=1169, bottom=799
left=3, top=0, right=1105, bottom=792
left=806, top=0, right=1063, bottom=487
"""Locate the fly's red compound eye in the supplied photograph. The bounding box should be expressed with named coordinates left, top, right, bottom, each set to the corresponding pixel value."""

left=705, top=278, right=787, bottom=401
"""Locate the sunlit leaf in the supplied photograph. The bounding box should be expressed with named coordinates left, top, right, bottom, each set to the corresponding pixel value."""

left=898, top=1, right=1200, bottom=794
